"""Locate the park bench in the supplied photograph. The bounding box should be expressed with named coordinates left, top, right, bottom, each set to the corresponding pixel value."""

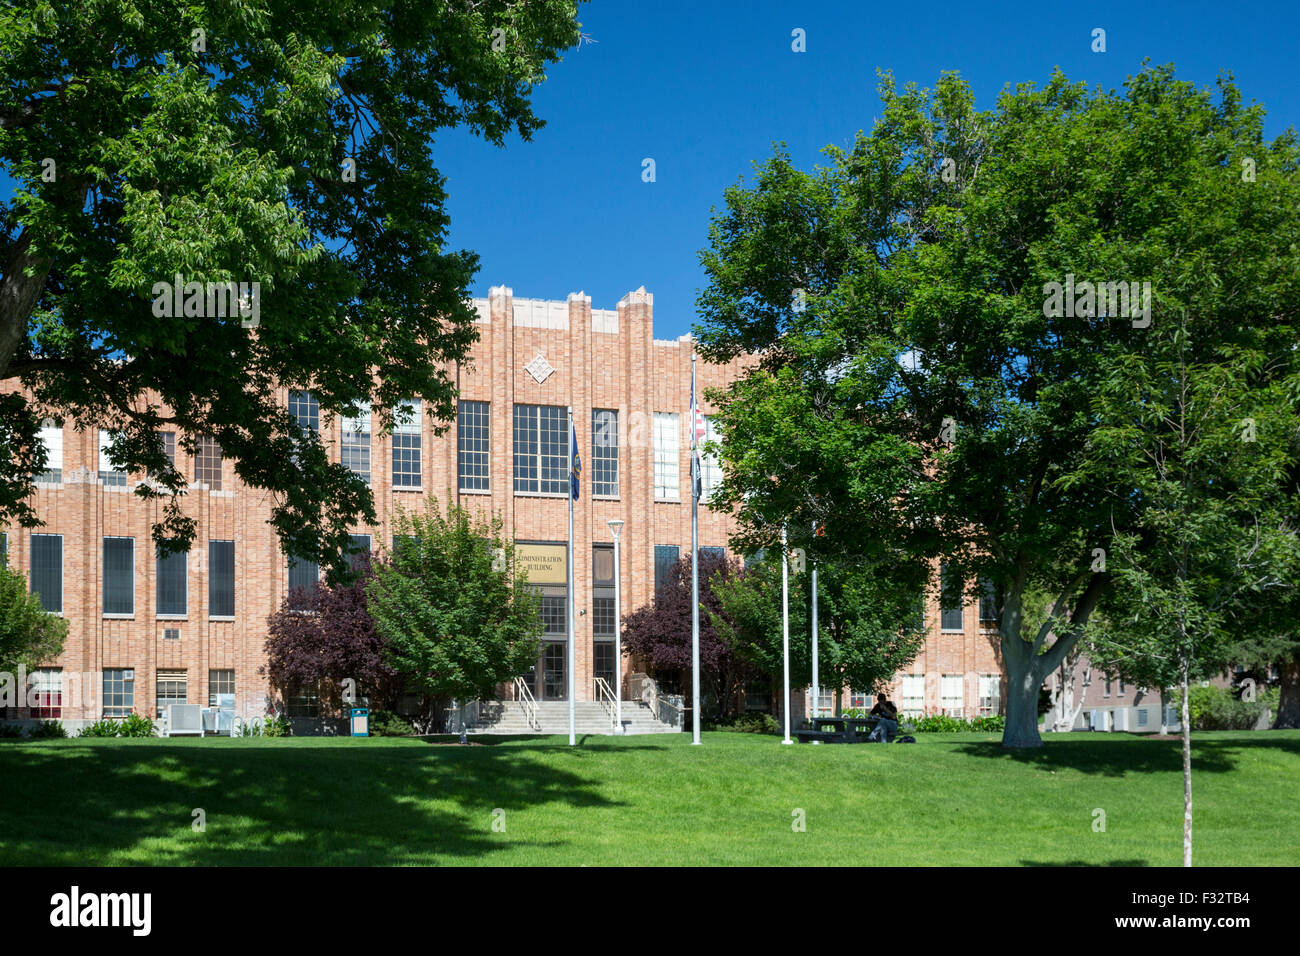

left=795, top=715, right=907, bottom=743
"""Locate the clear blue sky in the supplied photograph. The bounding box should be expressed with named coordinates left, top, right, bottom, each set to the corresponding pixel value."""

left=439, top=0, right=1300, bottom=337
left=6, top=2, right=1298, bottom=340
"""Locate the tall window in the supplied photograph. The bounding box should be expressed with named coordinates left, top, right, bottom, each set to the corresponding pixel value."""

left=591, top=409, right=618, bottom=497
left=941, top=675, right=964, bottom=716
left=654, top=545, right=679, bottom=598
left=347, top=533, right=372, bottom=572
left=978, top=576, right=998, bottom=624
left=103, top=536, right=135, bottom=616
left=209, top=540, right=235, bottom=617
left=156, top=542, right=188, bottom=617
left=30, top=534, right=62, bottom=612
left=36, top=419, right=62, bottom=484
left=288, top=555, right=319, bottom=611
left=592, top=544, right=615, bottom=637
left=653, top=412, right=679, bottom=500
left=156, top=669, right=187, bottom=715
left=849, top=689, right=870, bottom=710
left=940, top=563, right=964, bottom=631
left=458, top=400, right=490, bottom=492
left=103, top=669, right=134, bottom=717
left=30, top=668, right=62, bottom=718
left=699, top=415, right=722, bottom=500
left=341, top=403, right=371, bottom=484
left=594, top=643, right=615, bottom=698
left=194, top=435, right=223, bottom=489
left=392, top=399, right=422, bottom=488
left=513, top=404, right=566, bottom=495
left=157, top=430, right=176, bottom=468
left=98, top=430, right=126, bottom=486
left=209, top=669, right=236, bottom=707
left=539, top=594, right=567, bottom=636
left=901, top=674, right=925, bottom=716
left=288, top=390, right=320, bottom=434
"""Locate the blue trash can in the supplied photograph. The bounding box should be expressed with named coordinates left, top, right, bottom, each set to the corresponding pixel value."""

left=350, top=707, right=370, bottom=737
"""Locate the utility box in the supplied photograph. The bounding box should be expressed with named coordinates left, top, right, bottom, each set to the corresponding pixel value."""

left=350, top=707, right=370, bottom=737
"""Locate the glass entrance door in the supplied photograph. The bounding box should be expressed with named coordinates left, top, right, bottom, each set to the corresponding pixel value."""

left=542, top=642, right=567, bottom=700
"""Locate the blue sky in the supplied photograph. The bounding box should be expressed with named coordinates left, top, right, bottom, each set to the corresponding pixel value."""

left=438, top=0, right=1300, bottom=337
left=6, top=2, right=1298, bottom=340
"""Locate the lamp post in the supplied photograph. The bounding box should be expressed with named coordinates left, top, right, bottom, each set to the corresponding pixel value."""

left=608, top=518, right=625, bottom=735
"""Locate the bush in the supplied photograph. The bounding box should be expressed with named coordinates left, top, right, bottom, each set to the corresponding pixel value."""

left=908, top=714, right=1006, bottom=733
left=30, top=720, right=67, bottom=739
left=0, top=723, right=25, bottom=739
left=707, top=712, right=780, bottom=734
left=1179, top=685, right=1273, bottom=731
left=78, top=719, right=121, bottom=738
left=262, top=713, right=292, bottom=737
left=119, top=714, right=156, bottom=737
left=369, top=711, right=414, bottom=737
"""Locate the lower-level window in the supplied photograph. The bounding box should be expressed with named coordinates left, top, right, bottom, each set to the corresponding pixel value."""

left=287, top=685, right=320, bottom=718
left=30, top=668, right=62, bottom=718
left=978, top=674, right=1001, bottom=715
left=209, top=669, right=235, bottom=707
left=849, top=689, right=869, bottom=710
left=103, top=668, right=135, bottom=717
left=901, top=674, right=925, bottom=716
left=941, top=674, right=964, bottom=717
left=156, top=669, right=187, bottom=716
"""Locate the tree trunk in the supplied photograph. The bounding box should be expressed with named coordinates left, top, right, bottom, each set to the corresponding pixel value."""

left=1272, top=653, right=1300, bottom=729
left=1180, top=657, right=1192, bottom=868
left=1160, top=686, right=1170, bottom=735
left=1003, top=660, right=1045, bottom=748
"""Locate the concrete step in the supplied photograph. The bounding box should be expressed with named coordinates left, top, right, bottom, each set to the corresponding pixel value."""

left=467, top=700, right=680, bottom=735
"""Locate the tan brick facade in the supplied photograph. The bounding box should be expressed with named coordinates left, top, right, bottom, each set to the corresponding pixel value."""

left=3, top=285, right=1007, bottom=727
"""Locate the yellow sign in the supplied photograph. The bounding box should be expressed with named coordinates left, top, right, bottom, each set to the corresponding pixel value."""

left=516, top=543, right=567, bottom=584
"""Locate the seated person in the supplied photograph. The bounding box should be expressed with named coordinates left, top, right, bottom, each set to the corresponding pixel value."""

left=867, top=693, right=899, bottom=742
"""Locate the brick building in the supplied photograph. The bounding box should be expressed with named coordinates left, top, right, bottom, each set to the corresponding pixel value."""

left=2, top=285, right=1006, bottom=730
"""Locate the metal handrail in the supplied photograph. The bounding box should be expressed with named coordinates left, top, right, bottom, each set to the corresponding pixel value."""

left=594, top=677, right=618, bottom=731
left=513, top=676, right=540, bottom=731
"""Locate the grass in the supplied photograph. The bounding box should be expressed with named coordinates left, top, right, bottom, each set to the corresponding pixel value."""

left=1, top=730, right=1297, bottom=866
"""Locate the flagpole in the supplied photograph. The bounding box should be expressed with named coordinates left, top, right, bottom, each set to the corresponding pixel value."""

left=781, top=523, right=792, bottom=744
left=811, top=521, right=819, bottom=727
left=567, top=406, right=576, bottom=747
left=691, top=354, right=702, bottom=746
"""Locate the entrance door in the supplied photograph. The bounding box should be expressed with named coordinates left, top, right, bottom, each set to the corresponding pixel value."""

left=542, top=642, right=567, bottom=701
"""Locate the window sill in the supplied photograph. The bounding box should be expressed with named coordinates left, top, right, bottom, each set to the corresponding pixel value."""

left=654, top=498, right=681, bottom=504
left=393, top=486, right=424, bottom=492
left=157, top=615, right=188, bottom=621
left=592, top=494, right=620, bottom=501
left=458, top=487, right=492, bottom=495
left=103, top=614, right=135, bottom=620
left=514, top=491, right=568, bottom=499
left=209, top=616, right=236, bottom=622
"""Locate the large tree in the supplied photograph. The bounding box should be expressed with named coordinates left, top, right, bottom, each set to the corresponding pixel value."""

left=364, top=500, right=542, bottom=717
left=262, top=556, right=402, bottom=713
left=0, top=0, right=584, bottom=573
left=621, top=551, right=756, bottom=722
left=694, top=65, right=1300, bottom=748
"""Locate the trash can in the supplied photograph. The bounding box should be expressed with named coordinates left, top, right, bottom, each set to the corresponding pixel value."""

left=350, top=707, right=370, bottom=737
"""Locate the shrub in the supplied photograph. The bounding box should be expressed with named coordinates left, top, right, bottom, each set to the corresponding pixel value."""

left=369, top=711, right=414, bottom=737
left=909, top=714, right=1006, bottom=733
left=262, top=714, right=292, bottom=737
left=0, top=723, right=25, bottom=739
left=1179, top=685, right=1272, bottom=731
left=708, top=712, right=780, bottom=734
left=78, top=719, right=121, bottom=738
left=30, top=720, right=67, bottom=739
left=119, top=714, right=156, bottom=737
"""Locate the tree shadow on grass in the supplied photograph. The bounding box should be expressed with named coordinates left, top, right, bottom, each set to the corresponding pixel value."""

left=419, top=733, right=676, bottom=751
left=951, top=735, right=1300, bottom=777
left=1020, top=859, right=1149, bottom=867
left=0, top=739, right=623, bottom=866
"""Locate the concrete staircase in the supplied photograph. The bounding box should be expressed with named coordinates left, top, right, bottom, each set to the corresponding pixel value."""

left=467, top=699, right=681, bottom=735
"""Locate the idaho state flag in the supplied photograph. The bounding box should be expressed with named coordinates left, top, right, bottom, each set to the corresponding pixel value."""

left=570, top=423, right=581, bottom=500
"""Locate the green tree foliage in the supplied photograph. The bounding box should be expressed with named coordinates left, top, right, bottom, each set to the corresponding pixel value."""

left=0, top=562, right=67, bottom=674
left=710, top=555, right=928, bottom=712
left=365, top=500, right=542, bottom=706
left=694, top=65, right=1300, bottom=749
left=0, top=0, right=584, bottom=573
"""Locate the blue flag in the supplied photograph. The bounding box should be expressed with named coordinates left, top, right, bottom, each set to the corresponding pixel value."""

left=570, top=423, right=581, bottom=500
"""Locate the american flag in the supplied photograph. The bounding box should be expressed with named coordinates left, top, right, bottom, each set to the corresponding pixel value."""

left=691, top=363, right=704, bottom=500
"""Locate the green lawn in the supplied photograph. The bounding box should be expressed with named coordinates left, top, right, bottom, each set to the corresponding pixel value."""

left=2, top=730, right=1297, bottom=866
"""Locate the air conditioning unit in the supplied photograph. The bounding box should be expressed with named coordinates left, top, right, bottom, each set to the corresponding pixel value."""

left=123, top=669, right=134, bottom=681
